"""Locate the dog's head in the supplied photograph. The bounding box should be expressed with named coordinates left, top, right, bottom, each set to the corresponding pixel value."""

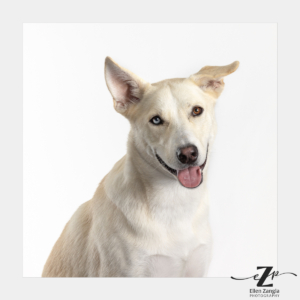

left=105, top=57, right=239, bottom=188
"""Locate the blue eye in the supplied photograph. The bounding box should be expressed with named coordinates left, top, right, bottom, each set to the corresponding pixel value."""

left=150, top=116, right=163, bottom=125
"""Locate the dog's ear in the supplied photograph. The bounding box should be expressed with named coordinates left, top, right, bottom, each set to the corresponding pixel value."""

left=190, top=61, right=239, bottom=98
left=105, top=57, right=149, bottom=114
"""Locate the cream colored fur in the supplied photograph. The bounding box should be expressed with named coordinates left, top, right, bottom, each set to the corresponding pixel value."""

left=42, top=57, right=239, bottom=277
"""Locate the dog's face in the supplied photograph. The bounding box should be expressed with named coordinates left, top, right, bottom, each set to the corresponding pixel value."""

left=105, top=57, right=239, bottom=188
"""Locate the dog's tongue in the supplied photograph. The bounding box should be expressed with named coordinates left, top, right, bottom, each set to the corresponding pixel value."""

left=177, top=166, right=201, bottom=188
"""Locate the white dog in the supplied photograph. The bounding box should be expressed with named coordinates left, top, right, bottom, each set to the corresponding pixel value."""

left=42, top=57, right=239, bottom=277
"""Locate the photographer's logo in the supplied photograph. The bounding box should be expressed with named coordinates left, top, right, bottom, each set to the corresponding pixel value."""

left=231, top=266, right=297, bottom=297
left=231, top=266, right=297, bottom=287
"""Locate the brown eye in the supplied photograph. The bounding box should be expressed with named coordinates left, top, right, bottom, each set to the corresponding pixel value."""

left=192, top=106, right=203, bottom=116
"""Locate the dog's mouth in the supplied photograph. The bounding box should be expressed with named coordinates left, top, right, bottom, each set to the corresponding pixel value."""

left=155, top=145, right=209, bottom=189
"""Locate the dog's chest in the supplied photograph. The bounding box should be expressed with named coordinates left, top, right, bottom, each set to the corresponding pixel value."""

left=143, top=227, right=210, bottom=277
left=146, top=254, right=187, bottom=277
left=103, top=174, right=211, bottom=276
left=139, top=188, right=210, bottom=276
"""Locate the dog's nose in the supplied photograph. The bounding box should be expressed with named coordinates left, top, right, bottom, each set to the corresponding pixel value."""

left=177, top=145, right=198, bottom=165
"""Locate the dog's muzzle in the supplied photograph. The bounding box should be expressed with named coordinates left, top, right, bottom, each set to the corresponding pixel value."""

left=156, top=145, right=209, bottom=189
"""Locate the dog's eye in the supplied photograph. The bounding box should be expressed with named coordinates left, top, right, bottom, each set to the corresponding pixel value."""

left=150, top=116, right=163, bottom=125
left=192, top=106, right=203, bottom=116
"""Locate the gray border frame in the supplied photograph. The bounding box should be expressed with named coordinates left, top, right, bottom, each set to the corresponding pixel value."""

left=1, top=1, right=299, bottom=299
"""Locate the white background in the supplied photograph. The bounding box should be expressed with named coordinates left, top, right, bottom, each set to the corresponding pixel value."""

left=23, top=24, right=277, bottom=277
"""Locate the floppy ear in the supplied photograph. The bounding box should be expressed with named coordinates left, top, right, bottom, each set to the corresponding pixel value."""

left=104, top=57, right=149, bottom=114
left=190, top=61, right=239, bottom=98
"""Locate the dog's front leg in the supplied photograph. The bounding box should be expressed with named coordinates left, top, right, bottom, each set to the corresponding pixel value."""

left=183, top=242, right=212, bottom=277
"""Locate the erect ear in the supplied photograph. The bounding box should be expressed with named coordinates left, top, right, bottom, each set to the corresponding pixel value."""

left=190, top=61, right=239, bottom=98
left=104, top=57, right=149, bottom=114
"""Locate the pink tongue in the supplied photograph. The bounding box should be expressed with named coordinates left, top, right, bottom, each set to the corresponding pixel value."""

left=177, top=166, right=202, bottom=188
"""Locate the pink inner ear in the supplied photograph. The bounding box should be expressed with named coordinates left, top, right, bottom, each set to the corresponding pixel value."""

left=122, top=81, right=140, bottom=104
left=113, top=78, right=129, bottom=102
left=207, top=80, right=222, bottom=89
left=106, top=65, right=140, bottom=105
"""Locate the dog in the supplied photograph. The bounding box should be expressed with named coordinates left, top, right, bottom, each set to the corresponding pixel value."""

left=42, top=57, right=239, bottom=277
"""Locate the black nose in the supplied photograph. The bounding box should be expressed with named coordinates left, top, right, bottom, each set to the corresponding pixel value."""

left=177, top=145, right=198, bottom=165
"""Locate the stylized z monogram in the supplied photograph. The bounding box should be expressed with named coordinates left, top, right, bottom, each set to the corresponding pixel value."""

left=257, top=266, right=273, bottom=287
left=231, top=266, right=297, bottom=287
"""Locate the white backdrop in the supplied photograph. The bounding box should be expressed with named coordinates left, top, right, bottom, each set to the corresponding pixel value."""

left=23, top=24, right=277, bottom=277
